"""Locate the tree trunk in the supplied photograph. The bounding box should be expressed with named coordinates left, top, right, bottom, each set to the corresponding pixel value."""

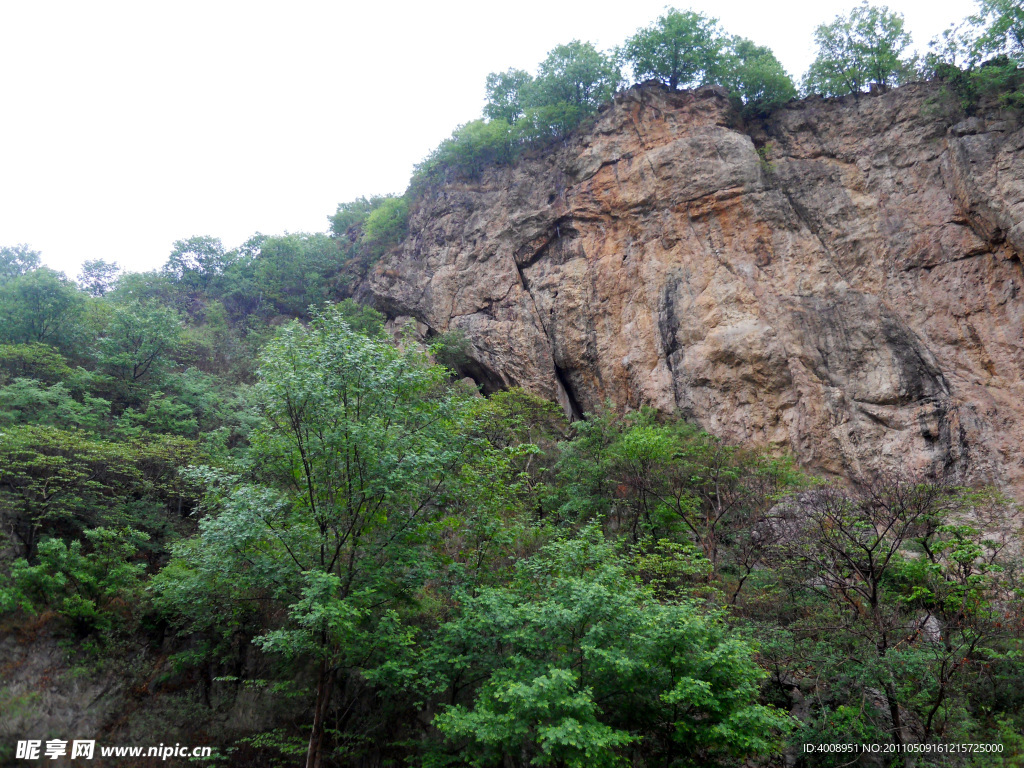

left=883, top=679, right=915, bottom=768
left=305, top=660, right=335, bottom=768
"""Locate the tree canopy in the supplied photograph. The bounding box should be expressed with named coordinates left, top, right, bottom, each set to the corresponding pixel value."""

left=803, top=2, right=917, bottom=96
left=622, top=8, right=725, bottom=90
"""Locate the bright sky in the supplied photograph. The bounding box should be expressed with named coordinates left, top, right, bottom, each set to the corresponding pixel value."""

left=0, top=0, right=977, bottom=277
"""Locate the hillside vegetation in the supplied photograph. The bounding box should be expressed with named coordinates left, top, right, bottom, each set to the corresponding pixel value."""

left=3, top=3, right=1024, bottom=767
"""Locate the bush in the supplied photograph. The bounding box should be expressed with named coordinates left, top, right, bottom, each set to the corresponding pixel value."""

left=430, top=328, right=472, bottom=370
left=361, top=196, right=409, bottom=253
left=414, top=120, right=516, bottom=186
left=0, top=527, right=149, bottom=636
left=424, top=531, right=793, bottom=767
left=0, top=343, right=73, bottom=384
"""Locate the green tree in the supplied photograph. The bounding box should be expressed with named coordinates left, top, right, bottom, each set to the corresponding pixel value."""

left=333, top=298, right=386, bottom=338
left=360, top=195, right=410, bottom=257
left=0, top=426, right=137, bottom=559
left=0, top=343, right=73, bottom=384
left=156, top=305, right=482, bottom=768
left=106, top=270, right=178, bottom=308
left=771, top=476, right=1023, bottom=757
left=554, top=410, right=802, bottom=601
left=803, top=2, right=916, bottom=96
left=329, top=196, right=411, bottom=266
left=974, top=0, right=1024, bottom=60
left=97, top=300, right=181, bottom=385
left=329, top=196, right=382, bottom=238
left=721, top=37, right=797, bottom=111
left=484, top=68, right=534, bottom=123
left=622, top=8, right=725, bottom=90
left=0, top=244, right=41, bottom=284
left=0, top=378, right=109, bottom=431
left=163, top=235, right=230, bottom=291
left=423, top=531, right=792, bottom=767
left=0, top=268, right=86, bottom=350
left=0, top=527, right=149, bottom=636
left=415, top=120, right=516, bottom=185
left=925, top=21, right=984, bottom=73
left=77, top=258, right=120, bottom=297
left=529, top=40, right=621, bottom=116
left=512, top=103, right=584, bottom=144
left=251, top=233, right=341, bottom=316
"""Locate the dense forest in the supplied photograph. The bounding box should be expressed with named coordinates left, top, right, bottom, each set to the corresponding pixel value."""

left=3, top=3, right=1024, bottom=767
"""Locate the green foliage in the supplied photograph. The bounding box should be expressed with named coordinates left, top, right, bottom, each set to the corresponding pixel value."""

left=3, top=9, right=1024, bottom=761
left=431, top=328, right=472, bottom=371
left=333, top=298, right=387, bottom=338
left=513, top=103, right=586, bottom=144
left=249, top=232, right=342, bottom=316
left=233, top=303, right=473, bottom=597
left=553, top=409, right=804, bottom=603
left=329, top=196, right=384, bottom=237
left=803, top=2, right=917, bottom=96
left=107, top=269, right=178, bottom=309
left=0, top=425, right=140, bottom=559
left=329, top=195, right=410, bottom=269
left=974, top=0, right=1024, bottom=61
left=0, top=527, right=148, bottom=635
left=0, top=343, right=73, bottom=384
left=484, top=68, right=533, bottom=123
left=769, top=478, right=1024, bottom=748
left=926, top=20, right=985, bottom=73
left=0, top=378, right=110, bottom=431
left=77, top=258, right=120, bottom=297
left=923, top=0, right=1024, bottom=111
left=417, top=39, right=618, bottom=188
left=360, top=195, right=409, bottom=257
left=622, top=8, right=725, bottom=90
left=97, top=299, right=182, bottom=386
left=163, top=236, right=230, bottom=290
left=721, top=38, right=798, bottom=112
left=155, top=304, right=485, bottom=765
left=929, top=55, right=1024, bottom=112
left=0, top=244, right=41, bottom=284
left=415, top=120, right=516, bottom=184
left=0, top=268, right=86, bottom=350
left=423, top=13, right=795, bottom=189
left=425, top=532, right=791, bottom=767
left=794, top=705, right=889, bottom=766
left=532, top=40, right=621, bottom=114
left=1, top=425, right=197, bottom=553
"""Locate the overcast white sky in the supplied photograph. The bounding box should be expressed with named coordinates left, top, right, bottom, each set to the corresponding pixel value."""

left=0, top=0, right=976, bottom=276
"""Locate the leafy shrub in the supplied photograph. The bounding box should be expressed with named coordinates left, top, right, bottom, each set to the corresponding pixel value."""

left=414, top=120, right=516, bottom=186
left=330, top=195, right=410, bottom=265
left=0, top=343, right=73, bottom=384
left=423, top=531, right=792, bottom=767
left=0, top=527, right=149, bottom=636
left=430, top=328, right=472, bottom=370
left=361, top=196, right=409, bottom=254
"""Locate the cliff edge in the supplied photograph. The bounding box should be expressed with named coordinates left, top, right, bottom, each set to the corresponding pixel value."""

left=366, top=82, right=1024, bottom=492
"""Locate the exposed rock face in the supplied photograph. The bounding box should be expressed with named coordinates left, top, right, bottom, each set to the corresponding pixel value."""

left=367, top=83, right=1024, bottom=493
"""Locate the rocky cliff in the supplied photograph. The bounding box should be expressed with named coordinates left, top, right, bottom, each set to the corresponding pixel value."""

left=366, top=82, right=1024, bottom=493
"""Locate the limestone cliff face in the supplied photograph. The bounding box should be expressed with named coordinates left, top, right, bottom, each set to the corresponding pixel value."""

left=366, top=82, right=1024, bottom=493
